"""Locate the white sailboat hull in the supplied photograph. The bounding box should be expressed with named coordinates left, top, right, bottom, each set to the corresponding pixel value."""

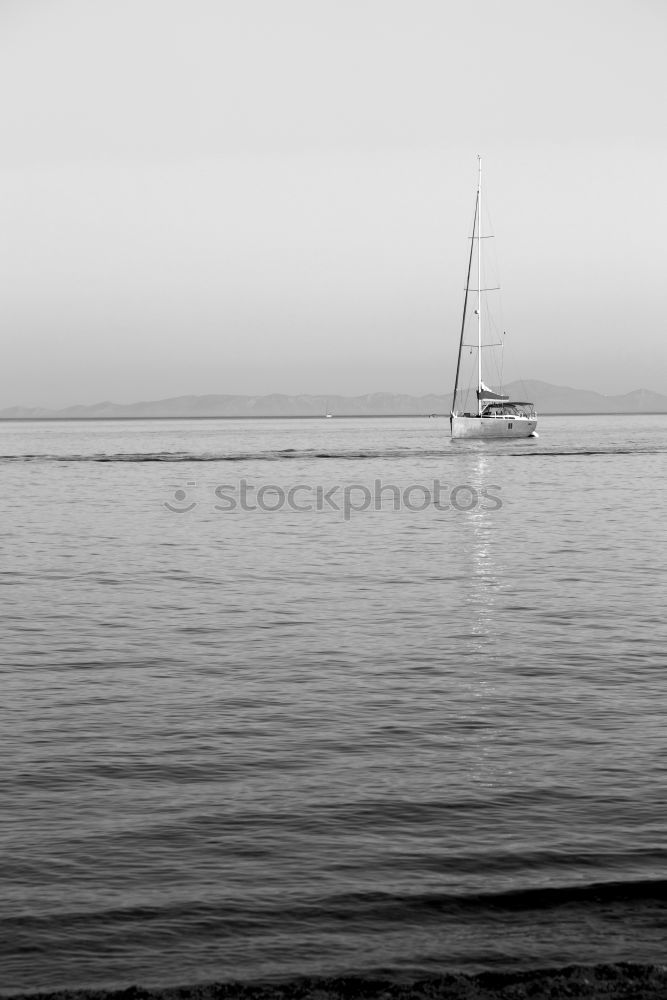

left=451, top=414, right=537, bottom=439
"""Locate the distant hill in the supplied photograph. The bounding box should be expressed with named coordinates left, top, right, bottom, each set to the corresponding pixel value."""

left=2, top=381, right=667, bottom=418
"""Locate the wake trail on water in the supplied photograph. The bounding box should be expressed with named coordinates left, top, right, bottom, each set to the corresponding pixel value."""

left=3, top=879, right=665, bottom=936
left=1, top=446, right=665, bottom=463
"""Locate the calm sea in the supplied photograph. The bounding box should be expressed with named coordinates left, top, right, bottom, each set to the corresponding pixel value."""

left=2, top=415, right=666, bottom=994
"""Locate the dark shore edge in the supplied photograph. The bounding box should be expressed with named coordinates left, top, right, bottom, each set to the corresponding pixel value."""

left=5, top=964, right=667, bottom=1000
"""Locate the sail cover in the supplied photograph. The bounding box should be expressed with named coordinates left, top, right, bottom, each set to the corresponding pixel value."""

left=477, top=381, right=509, bottom=401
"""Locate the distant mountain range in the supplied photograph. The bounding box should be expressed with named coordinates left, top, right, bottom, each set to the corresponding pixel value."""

left=2, top=381, right=667, bottom=418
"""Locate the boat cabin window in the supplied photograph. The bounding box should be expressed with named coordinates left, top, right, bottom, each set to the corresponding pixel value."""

left=482, top=404, right=519, bottom=417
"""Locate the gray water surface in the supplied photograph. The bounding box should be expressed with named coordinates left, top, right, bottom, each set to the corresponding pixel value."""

left=2, top=415, right=666, bottom=992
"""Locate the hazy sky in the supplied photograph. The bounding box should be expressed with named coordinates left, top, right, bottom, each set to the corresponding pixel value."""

left=1, top=0, right=666, bottom=407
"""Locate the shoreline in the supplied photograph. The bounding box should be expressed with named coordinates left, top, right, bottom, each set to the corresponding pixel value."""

left=5, top=964, right=667, bottom=1000
left=2, top=410, right=667, bottom=422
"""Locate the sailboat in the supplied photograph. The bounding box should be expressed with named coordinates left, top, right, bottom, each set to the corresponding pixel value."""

left=450, top=158, right=537, bottom=439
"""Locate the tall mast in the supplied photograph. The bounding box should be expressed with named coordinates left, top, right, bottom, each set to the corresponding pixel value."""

left=450, top=188, right=478, bottom=421
left=477, top=155, right=483, bottom=415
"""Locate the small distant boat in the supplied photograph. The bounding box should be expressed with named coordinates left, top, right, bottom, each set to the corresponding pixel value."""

left=450, top=158, right=537, bottom=439
left=325, top=399, right=333, bottom=418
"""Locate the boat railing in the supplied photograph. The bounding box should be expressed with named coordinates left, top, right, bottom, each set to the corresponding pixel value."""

left=481, top=411, right=537, bottom=419
left=453, top=407, right=537, bottom=419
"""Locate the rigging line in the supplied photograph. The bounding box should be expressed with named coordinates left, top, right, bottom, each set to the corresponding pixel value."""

left=502, top=330, right=531, bottom=403
left=500, top=330, right=505, bottom=391
left=477, top=156, right=482, bottom=413
left=485, top=201, right=505, bottom=340
left=460, top=340, right=478, bottom=411
left=451, top=188, right=479, bottom=417
left=486, top=335, right=505, bottom=394
left=479, top=194, right=506, bottom=395
left=463, top=364, right=476, bottom=411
